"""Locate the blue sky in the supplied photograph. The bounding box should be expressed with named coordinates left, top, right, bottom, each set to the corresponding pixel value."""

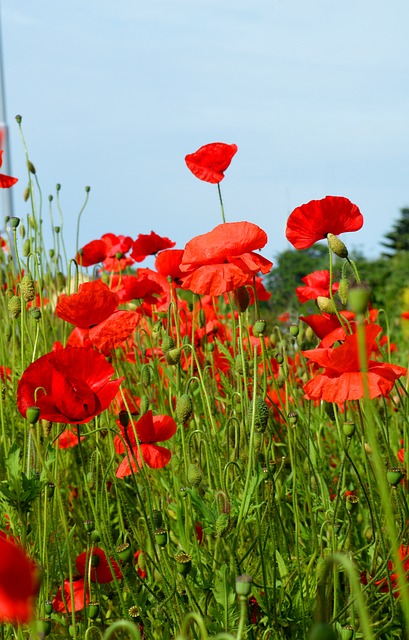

left=1, top=0, right=408, bottom=263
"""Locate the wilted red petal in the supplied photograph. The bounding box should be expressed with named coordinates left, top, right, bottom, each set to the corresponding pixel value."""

left=185, top=142, right=238, bottom=184
left=131, top=231, right=175, bottom=262
left=286, top=196, right=364, bottom=250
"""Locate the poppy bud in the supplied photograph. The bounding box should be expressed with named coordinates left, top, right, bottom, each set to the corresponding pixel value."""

left=290, top=323, right=299, bottom=337
left=233, top=285, right=250, bottom=313
left=137, top=551, right=146, bottom=573
left=49, top=249, right=55, bottom=259
left=343, top=421, right=355, bottom=437
left=235, top=574, right=253, bottom=596
left=85, top=186, right=91, bottom=193
left=88, top=602, right=100, bottom=620
left=176, top=394, right=193, bottom=424
left=387, top=467, right=406, bottom=487
left=23, top=239, right=31, bottom=256
left=20, top=274, right=36, bottom=302
left=116, top=542, right=132, bottom=562
left=327, top=233, right=348, bottom=259
left=309, top=623, right=337, bottom=640
left=152, top=509, right=163, bottom=529
left=253, top=319, right=267, bottom=335
left=15, top=114, right=22, bottom=124
left=234, top=354, right=250, bottom=376
left=9, top=216, right=20, bottom=229
left=348, top=284, right=371, bottom=315
left=187, top=463, right=203, bottom=487
left=152, top=320, right=162, bottom=340
left=54, top=226, right=60, bottom=234
left=248, top=397, right=269, bottom=432
left=141, top=365, right=151, bottom=386
left=175, top=552, right=192, bottom=576
left=140, top=395, right=149, bottom=415
left=27, top=406, right=40, bottom=425
left=28, top=160, right=36, bottom=174
left=338, top=277, right=349, bottom=305
left=28, top=215, right=36, bottom=230
left=8, top=295, right=21, bottom=319
left=165, top=347, right=181, bottom=365
left=19, top=223, right=26, bottom=239
left=215, top=513, right=230, bottom=538
left=118, top=410, right=129, bottom=428
left=154, top=528, right=168, bottom=547
left=161, top=333, right=175, bottom=353
left=198, top=308, right=206, bottom=328
left=317, top=296, right=337, bottom=314
left=56, top=183, right=61, bottom=191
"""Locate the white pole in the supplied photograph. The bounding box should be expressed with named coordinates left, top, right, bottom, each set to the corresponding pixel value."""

left=0, top=1, right=14, bottom=222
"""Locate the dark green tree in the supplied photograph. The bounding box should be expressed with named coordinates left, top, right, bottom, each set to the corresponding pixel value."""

left=381, top=207, right=409, bottom=256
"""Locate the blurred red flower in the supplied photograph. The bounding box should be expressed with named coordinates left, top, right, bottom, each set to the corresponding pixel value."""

left=303, top=324, right=406, bottom=403
left=286, top=196, right=363, bottom=250
left=155, top=249, right=185, bottom=282
left=75, top=239, right=107, bottom=267
left=56, top=280, right=119, bottom=328
left=296, top=270, right=339, bottom=304
left=131, top=231, right=175, bottom=263
left=17, top=345, right=123, bottom=424
left=76, top=547, right=123, bottom=584
left=116, top=410, right=176, bottom=477
left=52, top=576, right=88, bottom=613
left=0, top=536, right=39, bottom=624
left=180, top=221, right=272, bottom=296
left=0, top=151, right=18, bottom=189
left=185, top=142, right=238, bottom=183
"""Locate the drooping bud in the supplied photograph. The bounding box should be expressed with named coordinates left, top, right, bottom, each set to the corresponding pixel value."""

left=248, top=397, right=269, bottom=432
left=338, top=277, right=349, bottom=305
left=165, top=347, right=181, bottom=365
left=327, top=233, right=348, bottom=259
left=23, top=239, right=31, bottom=256
left=187, top=463, right=203, bottom=487
left=215, top=513, right=230, bottom=538
left=8, top=295, right=21, bottom=319
left=20, top=274, right=36, bottom=302
left=161, top=333, right=175, bottom=353
left=176, top=394, right=193, bottom=424
left=317, top=296, right=337, bottom=314
left=233, top=285, right=250, bottom=313
left=28, top=160, right=36, bottom=174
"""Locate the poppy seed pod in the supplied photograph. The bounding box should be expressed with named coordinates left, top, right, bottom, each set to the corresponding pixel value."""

left=253, top=319, right=267, bottom=335
left=87, top=602, right=100, bottom=620
left=327, top=233, right=348, bottom=258
left=235, top=574, right=253, bottom=596
left=175, top=552, right=192, bottom=576
left=387, top=467, right=406, bottom=487
left=233, top=285, right=250, bottom=313
left=154, top=528, right=168, bottom=547
left=116, top=542, right=132, bottom=563
left=26, top=406, right=40, bottom=425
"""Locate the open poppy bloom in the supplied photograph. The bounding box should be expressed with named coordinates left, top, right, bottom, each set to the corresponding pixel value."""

left=302, top=324, right=406, bottom=403
left=0, top=150, right=18, bottom=189
left=56, top=280, right=120, bottom=328
left=116, top=410, right=177, bottom=477
left=180, top=221, right=272, bottom=296
left=76, top=547, right=122, bottom=584
left=52, top=576, right=88, bottom=613
left=131, top=231, right=175, bottom=262
left=296, top=270, right=339, bottom=304
left=0, top=536, right=39, bottom=624
left=75, top=233, right=134, bottom=271
left=17, top=344, right=123, bottom=424
left=286, top=196, right=364, bottom=250
left=185, top=142, right=238, bottom=183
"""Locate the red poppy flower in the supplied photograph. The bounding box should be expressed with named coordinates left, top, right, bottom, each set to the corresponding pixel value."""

left=286, top=196, right=364, bottom=250
left=56, top=281, right=119, bottom=328
left=116, top=410, right=176, bottom=477
left=17, top=345, right=123, bottom=424
left=278, top=311, right=290, bottom=323
left=0, top=151, right=18, bottom=189
left=110, top=272, right=164, bottom=304
left=0, top=537, right=39, bottom=624
left=180, top=221, right=272, bottom=296
left=296, top=270, right=339, bottom=304
left=52, top=576, right=88, bottom=613
left=75, top=239, right=107, bottom=267
left=76, top=547, right=122, bottom=584
left=185, top=142, right=238, bottom=183
left=66, top=310, right=140, bottom=356
left=155, top=249, right=185, bottom=282
left=100, top=233, right=135, bottom=272
left=131, top=231, right=175, bottom=263
left=302, top=324, right=406, bottom=403
left=57, top=428, right=85, bottom=449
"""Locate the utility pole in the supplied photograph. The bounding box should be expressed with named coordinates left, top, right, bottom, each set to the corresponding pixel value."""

left=0, top=1, right=14, bottom=222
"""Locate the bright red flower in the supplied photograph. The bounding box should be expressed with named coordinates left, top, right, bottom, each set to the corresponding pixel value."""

left=52, top=576, right=88, bottom=613
left=185, top=143, right=238, bottom=184
left=0, top=151, right=18, bottom=189
left=0, top=537, right=39, bottom=624
left=286, top=196, right=364, bottom=250
left=55, top=281, right=119, bottom=328
left=180, top=222, right=272, bottom=296
left=17, top=345, right=123, bottom=424
left=76, top=548, right=123, bottom=584
left=110, top=273, right=164, bottom=304
left=75, top=239, right=107, bottom=267
left=296, top=270, right=339, bottom=304
left=302, top=324, right=406, bottom=403
left=155, top=249, right=185, bottom=282
left=66, top=310, right=140, bottom=356
left=131, top=231, right=175, bottom=263
left=116, top=410, right=176, bottom=477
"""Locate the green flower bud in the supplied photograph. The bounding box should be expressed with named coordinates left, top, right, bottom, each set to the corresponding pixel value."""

left=161, top=333, right=175, bottom=353
left=215, top=513, right=230, bottom=538
left=317, top=296, right=337, bottom=314
left=176, top=394, right=193, bottom=424
left=165, top=347, right=181, bottom=365
left=187, top=463, right=203, bottom=487
left=338, top=277, right=349, bottom=305
left=8, top=295, right=21, bottom=319
left=20, top=274, right=36, bottom=302
left=28, top=160, right=36, bottom=174
left=23, top=239, right=31, bottom=257
left=233, top=285, right=250, bottom=313
left=327, top=233, right=348, bottom=259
